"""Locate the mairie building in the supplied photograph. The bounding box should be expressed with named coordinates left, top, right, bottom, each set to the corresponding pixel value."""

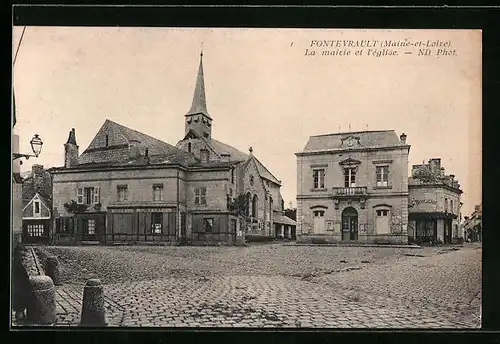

left=50, top=52, right=293, bottom=246
left=295, top=130, right=463, bottom=245
left=295, top=130, right=411, bottom=244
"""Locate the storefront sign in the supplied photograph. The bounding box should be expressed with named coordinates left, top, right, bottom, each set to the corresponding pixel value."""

left=408, top=198, right=437, bottom=208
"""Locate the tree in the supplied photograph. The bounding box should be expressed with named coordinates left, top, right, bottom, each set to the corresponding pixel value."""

left=228, top=194, right=248, bottom=217
left=284, top=208, right=297, bottom=221
left=63, top=200, right=88, bottom=214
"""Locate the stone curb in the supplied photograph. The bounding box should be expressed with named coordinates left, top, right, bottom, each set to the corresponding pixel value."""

left=284, top=243, right=422, bottom=249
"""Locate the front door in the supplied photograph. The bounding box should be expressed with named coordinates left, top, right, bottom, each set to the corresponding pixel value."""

left=342, top=207, right=358, bottom=241
left=444, top=219, right=452, bottom=244
left=313, top=210, right=326, bottom=234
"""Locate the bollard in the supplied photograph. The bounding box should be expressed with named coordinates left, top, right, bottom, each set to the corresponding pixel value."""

left=45, top=256, right=62, bottom=286
left=80, top=279, right=107, bottom=326
left=26, top=275, right=56, bottom=325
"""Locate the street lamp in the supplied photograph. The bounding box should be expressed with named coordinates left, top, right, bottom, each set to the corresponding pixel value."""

left=13, top=134, right=43, bottom=161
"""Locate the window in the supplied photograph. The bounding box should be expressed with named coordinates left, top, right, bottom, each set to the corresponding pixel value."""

left=444, top=198, right=448, bottom=212
left=87, top=219, right=96, bottom=235
left=376, top=166, right=389, bottom=186
left=153, top=184, right=164, bottom=201
left=231, top=168, right=235, bottom=184
left=57, top=217, right=74, bottom=234
left=105, top=135, right=109, bottom=147
left=450, top=200, right=454, bottom=214
left=314, top=210, right=325, bottom=217
left=376, top=210, right=389, bottom=216
left=117, top=185, right=128, bottom=202
left=28, top=224, right=45, bottom=237
left=203, top=218, right=214, bottom=233
left=34, top=200, right=41, bottom=216
left=194, top=187, right=207, bottom=205
left=78, top=187, right=100, bottom=205
left=252, top=195, right=258, bottom=218
left=188, top=142, right=192, bottom=153
left=229, top=188, right=233, bottom=198
left=344, top=168, right=356, bottom=187
left=313, top=169, right=325, bottom=189
left=151, top=212, right=163, bottom=234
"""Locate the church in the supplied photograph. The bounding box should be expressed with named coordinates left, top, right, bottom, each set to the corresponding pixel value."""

left=50, top=52, right=292, bottom=246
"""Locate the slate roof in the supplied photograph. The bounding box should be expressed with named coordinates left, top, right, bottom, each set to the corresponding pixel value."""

left=273, top=213, right=297, bottom=226
left=78, top=120, right=198, bottom=167
left=302, top=130, right=403, bottom=152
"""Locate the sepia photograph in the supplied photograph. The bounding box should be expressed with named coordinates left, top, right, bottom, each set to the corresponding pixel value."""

left=11, top=26, right=482, bottom=329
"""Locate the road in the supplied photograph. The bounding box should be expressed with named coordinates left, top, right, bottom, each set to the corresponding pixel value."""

left=37, top=243, right=481, bottom=328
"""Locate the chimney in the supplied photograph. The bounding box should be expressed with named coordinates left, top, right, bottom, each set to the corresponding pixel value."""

left=128, top=140, right=142, bottom=159
left=440, top=167, right=445, bottom=177
left=32, top=164, right=44, bottom=192
left=428, top=158, right=441, bottom=175
left=400, top=133, right=407, bottom=144
left=64, top=128, right=79, bottom=168
left=221, top=153, right=231, bottom=162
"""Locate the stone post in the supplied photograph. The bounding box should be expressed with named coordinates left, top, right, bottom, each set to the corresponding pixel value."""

left=45, top=256, right=62, bottom=286
left=80, top=279, right=107, bottom=326
left=26, top=276, right=56, bottom=325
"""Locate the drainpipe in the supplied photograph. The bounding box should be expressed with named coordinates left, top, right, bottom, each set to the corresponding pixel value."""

left=177, top=169, right=180, bottom=241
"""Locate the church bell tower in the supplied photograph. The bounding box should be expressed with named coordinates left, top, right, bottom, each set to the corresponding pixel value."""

left=185, top=51, right=212, bottom=139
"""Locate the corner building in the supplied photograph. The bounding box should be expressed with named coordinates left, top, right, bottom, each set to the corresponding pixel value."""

left=296, top=130, right=410, bottom=244
left=51, top=52, right=287, bottom=246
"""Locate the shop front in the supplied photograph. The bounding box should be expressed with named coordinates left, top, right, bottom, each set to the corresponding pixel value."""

left=408, top=212, right=457, bottom=245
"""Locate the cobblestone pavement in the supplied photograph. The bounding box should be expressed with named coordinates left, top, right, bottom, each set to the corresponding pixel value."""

left=36, top=243, right=481, bottom=328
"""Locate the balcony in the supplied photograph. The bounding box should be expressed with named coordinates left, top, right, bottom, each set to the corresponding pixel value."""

left=332, top=186, right=368, bottom=198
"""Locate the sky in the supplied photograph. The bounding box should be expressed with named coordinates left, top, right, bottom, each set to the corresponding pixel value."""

left=12, top=27, right=481, bottom=216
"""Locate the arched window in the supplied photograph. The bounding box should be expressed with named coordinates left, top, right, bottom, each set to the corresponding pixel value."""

left=252, top=194, right=258, bottom=218
left=445, top=198, right=448, bottom=212
left=188, top=142, right=192, bottom=153
left=246, top=192, right=251, bottom=217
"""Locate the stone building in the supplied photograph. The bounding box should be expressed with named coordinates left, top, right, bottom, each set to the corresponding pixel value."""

left=295, top=130, right=410, bottom=244
left=407, top=158, right=463, bottom=244
left=21, top=165, right=53, bottom=244
left=12, top=94, right=23, bottom=244
left=50, top=52, right=289, bottom=245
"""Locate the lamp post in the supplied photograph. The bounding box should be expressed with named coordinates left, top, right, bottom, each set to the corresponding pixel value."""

left=13, top=134, right=43, bottom=161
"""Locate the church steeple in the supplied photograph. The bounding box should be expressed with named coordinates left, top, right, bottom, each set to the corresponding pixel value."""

left=187, top=50, right=211, bottom=119
left=185, top=50, right=213, bottom=139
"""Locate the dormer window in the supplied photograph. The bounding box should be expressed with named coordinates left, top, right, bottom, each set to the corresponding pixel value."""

left=204, top=132, right=209, bottom=138
left=187, top=118, right=192, bottom=124
left=194, top=116, right=200, bottom=123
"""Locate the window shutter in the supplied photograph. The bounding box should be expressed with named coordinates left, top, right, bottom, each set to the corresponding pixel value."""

left=94, top=187, right=100, bottom=204
left=77, top=187, right=84, bottom=204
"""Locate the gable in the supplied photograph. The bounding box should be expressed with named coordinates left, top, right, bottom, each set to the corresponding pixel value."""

left=22, top=193, right=51, bottom=219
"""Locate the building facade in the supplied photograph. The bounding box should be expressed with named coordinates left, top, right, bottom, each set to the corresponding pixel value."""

left=21, top=164, right=53, bottom=244
left=50, top=52, right=289, bottom=246
left=407, top=159, right=463, bottom=244
left=296, top=131, right=410, bottom=244
left=12, top=96, right=23, bottom=244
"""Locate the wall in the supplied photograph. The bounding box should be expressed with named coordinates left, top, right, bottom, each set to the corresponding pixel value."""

left=12, top=132, right=22, bottom=236
left=52, top=167, right=181, bottom=217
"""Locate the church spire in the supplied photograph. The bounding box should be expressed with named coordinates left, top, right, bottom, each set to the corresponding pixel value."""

left=186, top=50, right=211, bottom=119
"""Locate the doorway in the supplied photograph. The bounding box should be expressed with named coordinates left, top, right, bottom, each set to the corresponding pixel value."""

left=313, top=210, right=326, bottom=234
left=342, top=207, right=358, bottom=241
left=444, top=219, right=452, bottom=244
